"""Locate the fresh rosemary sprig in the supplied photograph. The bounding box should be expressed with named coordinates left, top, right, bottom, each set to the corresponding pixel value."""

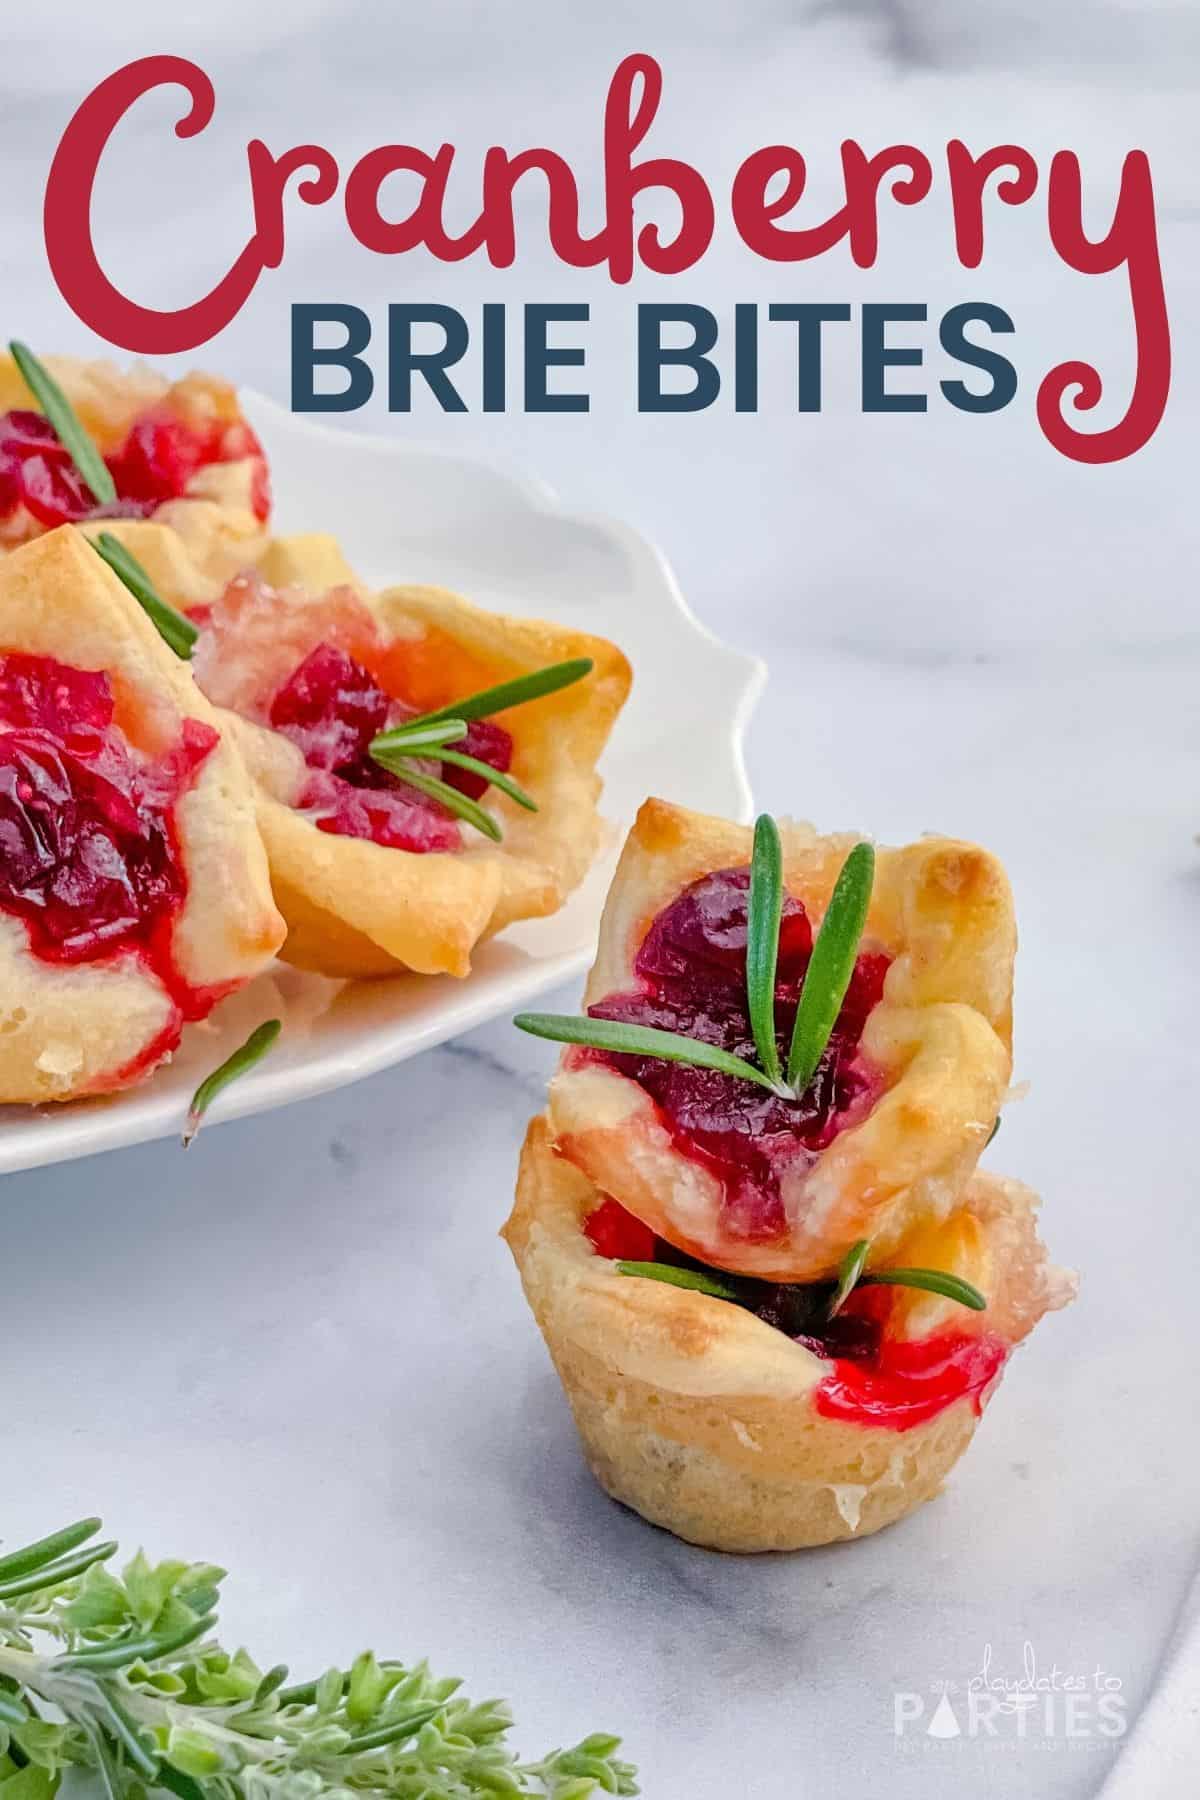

left=858, top=1267, right=987, bottom=1310
left=91, top=533, right=199, bottom=661
left=787, top=841, right=875, bottom=1093
left=745, top=814, right=785, bottom=1088
left=373, top=760, right=503, bottom=843
left=614, top=1261, right=739, bottom=1299
left=9, top=341, right=117, bottom=507
left=512, top=1013, right=783, bottom=1093
left=365, top=659, right=591, bottom=842
left=515, top=816, right=876, bottom=1105
left=183, top=1021, right=281, bottom=1147
left=0, top=1517, right=637, bottom=1800
left=406, top=658, right=594, bottom=729
left=434, top=750, right=537, bottom=812
left=366, top=718, right=468, bottom=757
left=827, top=1238, right=870, bottom=1319
left=826, top=1235, right=986, bottom=1319
left=368, top=725, right=507, bottom=840
left=615, top=1238, right=987, bottom=1319
left=367, top=717, right=515, bottom=838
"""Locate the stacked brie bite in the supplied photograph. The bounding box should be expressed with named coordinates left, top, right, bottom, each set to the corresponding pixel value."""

left=505, top=799, right=1075, bottom=1551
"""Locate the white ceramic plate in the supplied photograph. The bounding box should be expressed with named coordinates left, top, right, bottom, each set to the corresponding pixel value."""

left=0, top=395, right=764, bottom=1175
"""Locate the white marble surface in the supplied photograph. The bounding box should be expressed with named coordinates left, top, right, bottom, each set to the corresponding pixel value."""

left=4, top=5, right=1200, bottom=1796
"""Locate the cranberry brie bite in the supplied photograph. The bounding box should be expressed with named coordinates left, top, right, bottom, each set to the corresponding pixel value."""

left=504, top=800, right=1074, bottom=1551
left=0, top=528, right=284, bottom=1102
left=0, top=345, right=270, bottom=592
left=187, top=537, right=631, bottom=979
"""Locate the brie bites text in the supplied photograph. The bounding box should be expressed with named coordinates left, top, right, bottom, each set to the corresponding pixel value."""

left=504, top=800, right=1075, bottom=1552
left=46, top=53, right=1167, bottom=462
left=291, top=300, right=1021, bottom=421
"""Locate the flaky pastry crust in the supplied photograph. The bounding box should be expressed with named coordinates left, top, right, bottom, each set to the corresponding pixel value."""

left=504, top=1117, right=1074, bottom=1552
left=0, top=353, right=267, bottom=589
left=194, top=536, right=632, bottom=979
left=548, top=798, right=1016, bottom=1281
left=0, top=528, right=284, bottom=1101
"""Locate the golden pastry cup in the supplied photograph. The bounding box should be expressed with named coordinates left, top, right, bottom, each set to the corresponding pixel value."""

left=504, top=1116, right=1075, bottom=1553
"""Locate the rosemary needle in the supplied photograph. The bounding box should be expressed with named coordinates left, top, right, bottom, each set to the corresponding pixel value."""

left=91, top=532, right=199, bottom=660
left=513, top=1012, right=783, bottom=1093
left=183, top=1021, right=282, bottom=1148
left=372, top=758, right=503, bottom=841
left=411, top=657, right=593, bottom=727
left=786, top=841, right=876, bottom=1093
left=827, top=1238, right=870, bottom=1319
left=744, top=813, right=785, bottom=1088
left=860, top=1267, right=987, bottom=1310
left=615, top=1261, right=739, bottom=1299
left=9, top=339, right=117, bottom=506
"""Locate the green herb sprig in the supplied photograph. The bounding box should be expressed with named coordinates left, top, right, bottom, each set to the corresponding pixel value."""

left=827, top=1238, right=870, bottom=1318
left=614, top=1240, right=987, bottom=1320
left=366, top=659, right=592, bottom=842
left=0, top=1517, right=637, bottom=1800
left=372, top=759, right=504, bottom=843
left=786, top=840, right=874, bottom=1093
left=826, top=1235, right=985, bottom=1319
left=91, top=534, right=199, bottom=661
left=746, top=813, right=785, bottom=1088
left=9, top=341, right=117, bottom=507
left=614, top=1261, right=739, bottom=1300
left=405, top=658, right=595, bottom=728
left=856, top=1266, right=987, bottom=1310
left=510, top=1013, right=783, bottom=1093
left=515, top=814, right=876, bottom=1106
left=368, top=715, right=536, bottom=844
left=183, top=1021, right=281, bottom=1147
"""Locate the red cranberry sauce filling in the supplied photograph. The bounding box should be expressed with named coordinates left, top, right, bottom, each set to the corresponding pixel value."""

left=267, top=642, right=514, bottom=854
left=584, top=1196, right=658, bottom=1262
left=812, top=1330, right=1007, bottom=1430
left=586, top=868, right=891, bottom=1241
left=0, top=403, right=270, bottom=531
left=582, top=1192, right=1006, bottom=1430
left=0, top=652, right=219, bottom=1022
left=749, top=1276, right=1006, bottom=1426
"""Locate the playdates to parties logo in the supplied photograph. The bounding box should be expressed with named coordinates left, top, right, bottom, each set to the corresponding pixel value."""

left=893, top=1640, right=1129, bottom=1753
left=42, top=53, right=1170, bottom=464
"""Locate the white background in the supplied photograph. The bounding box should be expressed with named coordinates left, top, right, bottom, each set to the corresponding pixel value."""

left=3, top=5, right=1199, bottom=1797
